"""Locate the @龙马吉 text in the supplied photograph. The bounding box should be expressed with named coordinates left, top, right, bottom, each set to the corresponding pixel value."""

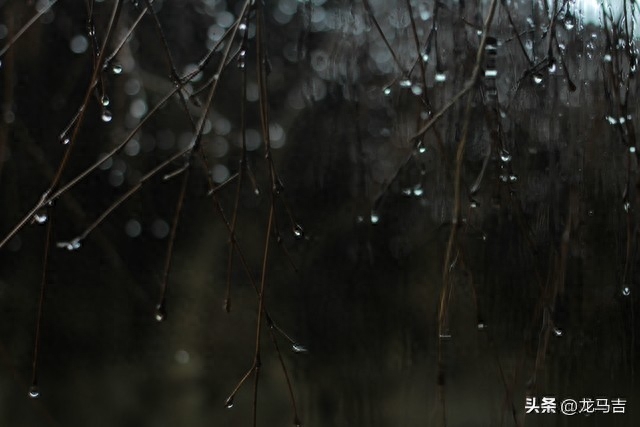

left=525, top=397, right=627, bottom=415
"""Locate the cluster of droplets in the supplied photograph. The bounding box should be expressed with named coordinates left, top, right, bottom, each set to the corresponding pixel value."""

left=56, top=238, right=82, bottom=251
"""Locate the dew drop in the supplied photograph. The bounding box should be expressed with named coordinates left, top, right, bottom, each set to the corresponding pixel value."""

left=370, top=211, right=380, bottom=224
left=499, top=175, right=508, bottom=183
left=623, top=201, right=631, bottom=212
left=383, top=87, right=392, bottom=96
left=477, top=322, right=487, bottom=330
left=412, top=185, right=424, bottom=197
left=292, top=343, right=308, bottom=353
left=101, top=95, right=110, bottom=107
left=622, top=286, right=631, bottom=296
left=532, top=74, right=543, bottom=84
left=553, top=327, right=563, bottom=337
left=56, top=238, right=81, bottom=251
left=564, top=20, right=574, bottom=30
left=293, top=224, right=304, bottom=239
left=32, top=209, right=48, bottom=225
left=61, top=136, right=70, bottom=145
left=630, top=146, right=637, bottom=153
left=500, top=150, right=512, bottom=162
left=603, top=53, right=612, bottom=63
left=606, top=115, right=617, bottom=125
left=435, top=72, right=447, bottom=83
left=101, top=109, right=112, bottom=122
left=399, top=78, right=411, bottom=88
left=470, top=201, right=478, bottom=208
left=411, top=84, right=423, bottom=96
left=111, top=63, right=123, bottom=75
left=239, top=22, right=247, bottom=32
left=509, top=174, right=518, bottom=182
left=225, top=397, right=234, bottom=409
left=154, top=303, right=167, bottom=322
left=28, top=385, right=40, bottom=399
left=421, top=53, right=429, bottom=62
left=548, top=60, right=557, bottom=73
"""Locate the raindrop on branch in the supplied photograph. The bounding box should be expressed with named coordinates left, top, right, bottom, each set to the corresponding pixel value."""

left=56, top=238, right=81, bottom=251
left=225, top=396, right=234, bottom=409
left=383, top=87, right=392, bottom=96
left=553, top=327, right=563, bottom=337
left=111, top=63, right=123, bottom=75
left=622, top=286, right=631, bottom=297
left=154, top=303, right=167, bottom=322
left=532, top=74, right=543, bottom=85
left=28, top=384, right=40, bottom=399
left=435, top=72, right=447, bottom=83
left=477, top=322, right=487, bottom=330
left=292, top=343, right=308, bottom=353
left=399, top=78, right=411, bottom=88
left=101, top=95, right=110, bottom=107
left=500, top=150, right=512, bottom=162
left=293, top=224, right=304, bottom=239
left=32, top=208, right=48, bottom=225
left=101, top=109, right=113, bottom=122
left=370, top=211, right=380, bottom=225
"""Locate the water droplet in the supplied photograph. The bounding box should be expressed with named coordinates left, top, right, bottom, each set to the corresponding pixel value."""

left=630, top=146, right=637, bottom=153
left=477, top=322, right=487, bottom=330
left=292, top=343, right=308, bottom=353
left=111, top=63, right=123, bottom=75
left=253, top=187, right=260, bottom=196
left=553, top=327, right=563, bottom=337
left=101, top=95, right=110, bottom=107
left=370, top=212, right=380, bottom=224
left=411, top=84, right=423, bottom=96
left=623, top=201, right=631, bottom=212
left=500, top=150, right=512, bottom=162
left=56, top=238, right=81, bottom=251
left=509, top=174, right=518, bottom=182
left=421, top=53, right=429, bottom=62
left=225, top=397, right=234, bottom=409
left=484, top=69, right=498, bottom=78
left=154, top=303, right=167, bottom=322
left=548, top=60, right=557, bottom=73
left=237, top=50, right=246, bottom=69
left=32, top=209, right=48, bottom=225
left=61, top=136, right=70, bottom=145
left=532, top=74, right=543, bottom=85
left=293, top=224, right=304, bottom=239
left=588, top=209, right=594, bottom=217
left=412, top=185, right=424, bottom=197
left=606, top=115, right=617, bottom=125
left=499, top=175, right=508, bottom=183
left=101, top=109, right=112, bottom=122
left=622, top=286, right=631, bottom=296
left=239, top=22, right=247, bottom=32
left=470, top=201, right=478, bottom=208
left=564, top=20, right=574, bottom=30
left=28, top=385, right=40, bottom=399
left=401, top=188, right=412, bottom=196
left=383, top=87, right=392, bottom=96
left=399, top=78, right=411, bottom=88
left=603, top=53, right=612, bottom=63
left=435, top=72, right=447, bottom=83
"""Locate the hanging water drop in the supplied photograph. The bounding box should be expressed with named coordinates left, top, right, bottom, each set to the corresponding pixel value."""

left=61, top=136, right=70, bottom=145
left=101, top=95, right=110, bottom=107
left=532, top=74, right=543, bottom=84
left=293, top=224, right=304, bottom=239
left=477, top=322, right=487, bottom=330
left=548, top=60, right=557, bottom=73
left=28, top=385, right=40, bottom=399
left=101, top=109, right=112, bottom=122
left=237, top=50, right=246, bottom=69
left=225, top=397, right=234, bottom=409
left=623, top=201, right=631, bottom=212
left=154, top=303, right=167, bottom=322
left=412, top=185, right=424, bottom=197
left=421, top=53, right=429, bottom=62
left=603, top=53, right=612, bottom=63
left=399, top=79, right=411, bottom=88
left=553, top=327, right=563, bottom=337
left=32, top=208, right=48, bottom=225
left=292, top=343, right=308, bottom=353
left=630, top=146, right=637, bottom=153
left=622, top=286, right=631, bottom=296
left=111, top=63, right=123, bottom=75
left=564, top=20, right=574, bottom=30
left=435, top=72, right=447, bottom=83
left=370, top=211, right=380, bottom=224
left=500, top=150, right=512, bottom=162
left=57, top=238, right=81, bottom=251
left=509, top=174, right=518, bottom=183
